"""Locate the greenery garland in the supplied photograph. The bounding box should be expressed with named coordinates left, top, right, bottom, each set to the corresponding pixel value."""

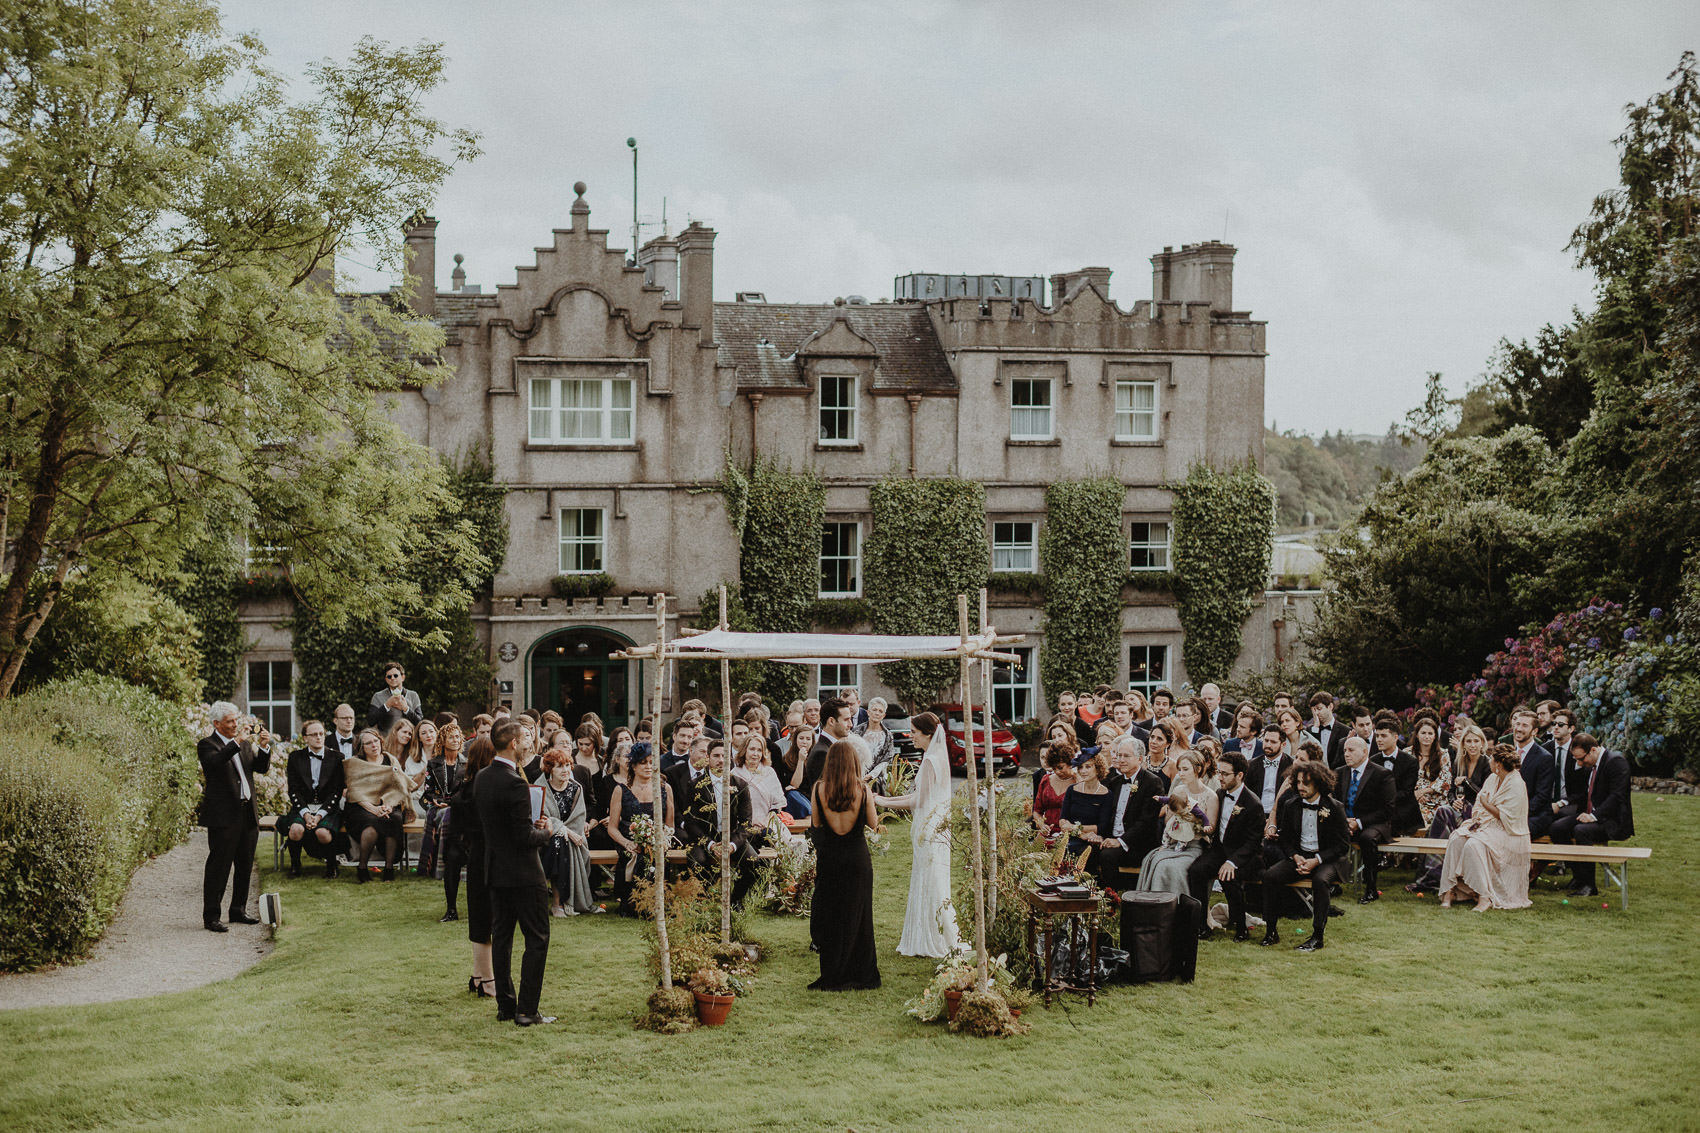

left=724, top=453, right=824, bottom=708
left=1039, top=478, right=1126, bottom=703
left=1171, top=460, right=1276, bottom=685
left=864, top=476, right=988, bottom=708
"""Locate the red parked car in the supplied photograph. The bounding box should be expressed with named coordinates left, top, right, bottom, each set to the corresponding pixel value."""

left=933, top=704, right=1022, bottom=777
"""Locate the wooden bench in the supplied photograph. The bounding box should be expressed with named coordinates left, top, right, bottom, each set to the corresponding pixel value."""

left=587, top=847, right=780, bottom=870
left=261, top=813, right=426, bottom=872
left=1383, top=835, right=1652, bottom=909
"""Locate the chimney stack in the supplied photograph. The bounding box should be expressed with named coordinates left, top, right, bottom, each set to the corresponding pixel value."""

left=1151, top=242, right=1235, bottom=312
left=677, top=221, right=716, bottom=344
left=638, top=234, right=679, bottom=299
left=1048, top=266, right=1113, bottom=304
left=403, top=214, right=438, bottom=317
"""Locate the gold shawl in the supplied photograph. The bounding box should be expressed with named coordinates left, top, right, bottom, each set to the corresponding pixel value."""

left=343, top=755, right=414, bottom=817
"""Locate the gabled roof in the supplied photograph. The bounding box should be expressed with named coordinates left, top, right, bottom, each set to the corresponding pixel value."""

left=713, top=302, right=956, bottom=393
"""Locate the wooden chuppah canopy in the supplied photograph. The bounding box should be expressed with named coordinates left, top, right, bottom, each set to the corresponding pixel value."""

left=613, top=590, right=1024, bottom=993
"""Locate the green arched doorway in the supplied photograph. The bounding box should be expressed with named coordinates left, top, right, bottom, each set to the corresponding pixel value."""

left=527, top=627, right=637, bottom=728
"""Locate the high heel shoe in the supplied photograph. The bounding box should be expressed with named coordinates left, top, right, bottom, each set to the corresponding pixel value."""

left=467, top=976, right=479, bottom=995
left=476, top=978, right=495, bottom=999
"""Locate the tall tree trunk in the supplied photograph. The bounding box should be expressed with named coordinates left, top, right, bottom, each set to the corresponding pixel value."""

left=0, top=405, right=67, bottom=698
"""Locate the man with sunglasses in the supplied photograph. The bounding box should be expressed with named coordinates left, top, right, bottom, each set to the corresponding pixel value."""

left=368, top=660, right=425, bottom=731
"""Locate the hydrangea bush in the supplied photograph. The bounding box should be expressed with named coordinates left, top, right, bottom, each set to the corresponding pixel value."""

left=1570, top=614, right=1695, bottom=772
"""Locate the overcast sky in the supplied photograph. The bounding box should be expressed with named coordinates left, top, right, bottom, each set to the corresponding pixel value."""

left=221, top=0, right=1699, bottom=434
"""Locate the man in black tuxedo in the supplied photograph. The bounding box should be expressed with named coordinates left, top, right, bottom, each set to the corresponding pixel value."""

left=1548, top=710, right=1585, bottom=812
left=1246, top=723, right=1292, bottom=861
left=328, top=703, right=360, bottom=760
left=680, top=739, right=759, bottom=906
left=1261, top=760, right=1350, bottom=952
left=1370, top=713, right=1422, bottom=836
left=475, top=720, right=555, bottom=1026
left=1106, top=698, right=1151, bottom=745
left=1199, top=683, right=1233, bottom=740
left=198, top=703, right=273, bottom=932
left=664, top=736, right=710, bottom=834
left=281, top=719, right=346, bottom=878
left=1549, top=733, right=1635, bottom=897
left=1188, top=750, right=1265, bottom=941
left=1339, top=735, right=1397, bottom=903
left=1305, top=692, right=1347, bottom=769
left=1095, top=736, right=1165, bottom=886
left=1507, top=707, right=1557, bottom=838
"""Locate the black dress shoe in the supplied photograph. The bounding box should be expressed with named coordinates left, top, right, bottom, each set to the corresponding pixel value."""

left=1570, top=884, right=1599, bottom=897
left=355, top=870, right=369, bottom=884
left=1296, top=937, right=1324, bottom=953
left=287, top=865, right=303, bottom=879
left=514, top=1013, right=557, bottom=1027
left=1259, top=931, right=1280, bottom=947
left=440, top=910, right=460, bottom=923
left=1328, top=904, right=1345, bottom=917
left=496, top=1008, right=515, bottom=1022
left=229, top=913, right=261, bottom=925
left=324, top=862, right=339, bottom=879
left=1358, top=892, right=1380, bottom=905
left=1233, top=926, right=1251, bottom=943
left=1197, top=927, right=1214, bottom=941
left=381, top=866, right=395, bottom=882
left=204, top=921, right=228, bottom=933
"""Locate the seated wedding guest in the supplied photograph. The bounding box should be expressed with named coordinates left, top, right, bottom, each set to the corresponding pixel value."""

left=1032, top=743, right=1076, bottom=845
left=281, top=719, right=345, bottom=878
left=384, top=716, right=422, bottom=791
left=1147, top=718, right=1189, bottom=784
left=472, top=713, right=494, bottom=740
left=1035, top=726, right=1078, bottom=798
left=1188, top=749, right=1265, bottom=940
left=1058, top=749, right=1114, bottom=869
left=1451, top=723, right=1493, bottom=815
left=1193, top=735, right=1221, bottom=788
left=367, top=660, right=424, bottom=731
left=1135, top=750, right=1218, bottom=897
left=1096, top=735, right=1164, bottom=885
left=781, top=725, right=817, bottom=818
left=539, top=749, right=597, bottom=916
left=409, top=719, right=439, bottom=811
left=606, top=743, right=675, bottom=911
left=1548, top=733, right=1634, bottom=898
left=329, top=703, right=360, bottom=760
left=1410, top=712, right=1453, bottom=828
left=418, top=720, right=463, bottom=886
left=660, top=715, right=699, bottom=775
left=344, top=728, right=414, bottom=882
left=449, top=736, right=496, bottom=997
left=1223, top=708, right=1265, bottom=758
left=1507, top=706, right=1557, bottom=840
left=1339, top=735, right=1397, bottom=904
left=1077, top=686, right=1108, bottom=730
left=855, top=697, right=896, bottom=776
left=1246, top=721, right=1291, bottom=821
left=633, top=717, right=654, bottom=746
left=735, top=732, right=788, bottom=831
left=681, top=738, right=759, bottom=906
left=1261, top=760, right=1349, bottom=952
left=1125, top=689, right=1154, bottom=727
left=665, top=735, right=710, bottom=832
left=1438, top=742, right=1532, bottom=910
left=1274, top=706, right=1306, bottom=759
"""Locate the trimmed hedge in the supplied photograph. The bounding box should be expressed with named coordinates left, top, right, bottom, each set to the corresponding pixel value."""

left=0, top=675, right=199, bottom=971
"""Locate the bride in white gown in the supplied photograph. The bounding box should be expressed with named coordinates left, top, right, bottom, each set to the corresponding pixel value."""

left=873, top=711, right=961, bottom=957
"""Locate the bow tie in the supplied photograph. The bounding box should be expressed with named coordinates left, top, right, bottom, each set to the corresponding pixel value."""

left=1300, top=799, right=1321, bottom=809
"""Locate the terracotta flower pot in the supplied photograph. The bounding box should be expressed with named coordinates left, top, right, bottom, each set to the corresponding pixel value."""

left=694, top=991, right=735, bottom=1026
left=944, top=989, right=964, bottom=1021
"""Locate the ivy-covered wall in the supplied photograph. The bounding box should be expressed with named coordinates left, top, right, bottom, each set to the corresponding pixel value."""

left=722, top=453, right=824, bottom=708
left=1172, top=459, right=1276, bottom=685
left=863, top=476, right=989, bottom=708
left=1039, top=478, right=1126, bottom=702
left=173, top=535, right=245, bottom=701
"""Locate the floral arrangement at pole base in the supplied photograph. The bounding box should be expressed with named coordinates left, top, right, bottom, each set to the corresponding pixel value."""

left=632, top=876, right=761, bottom=1034
left=687, top=966, right=745, bottom=1026
left=907, top=949, right=1028, bottom=1035
left=636, top=986, right=696, bottom=1034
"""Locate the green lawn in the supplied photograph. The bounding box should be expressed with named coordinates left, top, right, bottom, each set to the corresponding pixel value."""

left=3, top=796, right=1698, bottom=1132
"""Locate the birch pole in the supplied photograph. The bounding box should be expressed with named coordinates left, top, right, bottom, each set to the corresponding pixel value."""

left=718, top=583, right=734, bottom=944
left=957, top=593, right=990, bottom=992
left=978, top=587, right=998, bottom=926
left=651, top=593, right=673, bottom=988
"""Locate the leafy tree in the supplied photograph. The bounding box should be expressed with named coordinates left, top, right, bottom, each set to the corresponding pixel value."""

left=1478, top=324, right=1594, bottom=446
left=1402, top=372, right=1459, bottom=443
left=0, top=0, right=484, bottom=697
left=12, top=573, right=202, bottom=705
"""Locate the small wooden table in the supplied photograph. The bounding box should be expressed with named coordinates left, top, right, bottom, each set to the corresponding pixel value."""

left=1022, top=887, right=1101, bottom=1007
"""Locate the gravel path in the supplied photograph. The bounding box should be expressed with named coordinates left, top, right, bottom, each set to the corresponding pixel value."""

left=0, top=829, right=273, bottom=1010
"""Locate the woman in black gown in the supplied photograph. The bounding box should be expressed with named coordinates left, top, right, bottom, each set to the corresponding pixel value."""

left=808, top=738, right=883, bottom=991
left=449, top=736, right=496, bottom=998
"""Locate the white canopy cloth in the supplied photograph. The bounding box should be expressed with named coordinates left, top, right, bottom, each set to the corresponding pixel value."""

left=615, top=627, right=1023, bottom=665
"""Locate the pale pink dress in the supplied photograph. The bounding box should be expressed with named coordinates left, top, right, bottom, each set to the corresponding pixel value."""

left=1439, top=769, right=1532, bottom=909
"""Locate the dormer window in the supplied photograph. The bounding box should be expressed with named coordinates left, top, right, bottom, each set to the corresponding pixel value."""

left=819, top=374, right=858, bottom=444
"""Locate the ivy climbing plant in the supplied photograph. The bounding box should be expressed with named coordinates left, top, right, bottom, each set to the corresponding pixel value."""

left=1171, top=460, right=1276, bottom=685
left=863, top=476, right=988, bottom=708
left=723, top=453, right=824, bottom=708
left=1039, top=478, right=1126, bottom=703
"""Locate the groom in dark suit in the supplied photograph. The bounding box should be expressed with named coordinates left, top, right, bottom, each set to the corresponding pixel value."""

left=475, top=719, right=554, bottom=1026
left=198, top=703, right=273, bottom=932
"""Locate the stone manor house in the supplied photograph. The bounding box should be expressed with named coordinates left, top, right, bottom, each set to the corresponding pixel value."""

left=238, top=184, right=1293, bottom=734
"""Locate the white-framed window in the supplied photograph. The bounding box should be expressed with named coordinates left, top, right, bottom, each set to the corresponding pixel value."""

left=991, top=521, right=1037, bottom=573
left=1009, top=377, right=1053, bottom=439
left=1130, top=520, right=1170, bottom=570
left=992, top=647, right=1036, bottom=723
left=1115, top=379, right=1159, bottom=440
left=529, top=375, right=635, bottom=444
left=247, top=660, right=294, bottom=737
left=820, top=522, right=861, bottom=597
left=1128, top=644, right=1170, bottom=702
left=817, top=663, right=860, bottom=700
left=819, top=374, right=858, bottom=444
left=559, top=508, right=605, bottom=573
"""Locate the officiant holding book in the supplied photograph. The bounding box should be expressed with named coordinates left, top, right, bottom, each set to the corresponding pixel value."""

left=475, top=719, right=555, bottom=1026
